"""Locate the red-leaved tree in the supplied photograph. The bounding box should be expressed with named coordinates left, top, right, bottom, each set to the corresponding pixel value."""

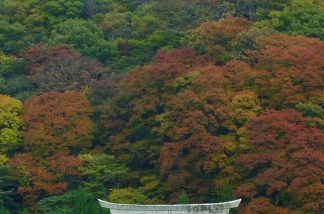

left=234, top=109, right=324, bottom=213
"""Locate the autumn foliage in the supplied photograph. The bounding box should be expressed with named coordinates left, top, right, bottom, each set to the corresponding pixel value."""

left=99, top=22, right=323, bottom=212
left=10, top=153, right=82, bottom=205
left=187, top=17, right=253, bottom=64
left=21, top=91, right=94, bottom=157
left=26, top=44, right=107, bottom=93
left=246, top=34, right=324, bottom=108
left=234, top=109, right=324, bottom=213
left=0, top=4, right=323, bottom=213
left=9, top=91, right=94, bottom=206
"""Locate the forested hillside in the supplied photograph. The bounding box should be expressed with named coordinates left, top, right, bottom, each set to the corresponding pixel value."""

left=0, top=0, right=323, bottom=213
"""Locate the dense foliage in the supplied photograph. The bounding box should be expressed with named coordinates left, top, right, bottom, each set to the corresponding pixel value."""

left=0, top=0, right=323, bottom=213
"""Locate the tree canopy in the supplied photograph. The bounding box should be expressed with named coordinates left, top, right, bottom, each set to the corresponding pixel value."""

left=0, top=0, right=323, bottom=213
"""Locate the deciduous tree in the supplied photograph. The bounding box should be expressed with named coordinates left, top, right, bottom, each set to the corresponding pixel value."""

left=21, top=91, right=94, bottom=157
left=0, top=95, right=23, bottom=154
left=10, top=91, right=94, bottom=206
left=79, top=153, right=128, bottom=198
left=26, top=44, right=107, bottom=93
left=37, top=188, right=109, bottom=214
left=270, top=0, right=324, bottom=39
left=10, top=153, right=83, bottom=206
left=243, top=33, right=324, bottom=108
left=234, top=109, right=324, bottom=213
left=49, top=19, right=115, bottom=63
left=187, top=17, right=253, bottom=64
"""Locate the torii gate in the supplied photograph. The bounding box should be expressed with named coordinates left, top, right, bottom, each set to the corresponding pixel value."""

left=98, top=199, right=241, bottom=214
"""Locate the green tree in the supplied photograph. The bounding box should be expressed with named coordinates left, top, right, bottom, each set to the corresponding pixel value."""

left=0, top=16, right=31, bottom=54
left=255, top=0, right=292, bottom=20
left=83, top=0, right=116, bottom=18
left=220, top=183, right=232, bottom=202
left=93, top=11, right=133, bottom=39
left=79, top=154, right=128, bottom=198
left=37, top=188, right=108, bottom=214
left=0, top=0, right=85, bottom=39
left=49, top=19, right=116, bottom=63
left=177, top=192, right=189, bottom=204
left=40, top=0, right=84, bottom=27
left=109, top=188, right=148, bottom=204
left=295, top=102, right=324, bottom=128
left=0, top=53, right=34, bottom=100
left=139, top=176, right=167, bottom=204
left=92, top=4, right=181, bottom=71
left=270, top=0, right=324, bottom=39
left=0, top=164, right=21, bottom=212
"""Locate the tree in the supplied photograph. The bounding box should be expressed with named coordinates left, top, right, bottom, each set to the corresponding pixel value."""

left=26, top=44, right=108, bottom=93
left=9, top=91, right=94, bottom=207
left=139, top=175, right=167, bottom=204
left=0, top=53, right=34, bottom=100
left=270, top=0, right=324, bottom=39
left=295, top=102, right=324, bottom=128
left=234, top=109, right=324, bottom=213
left=219, top=182, right=232, bottom=202
left=83, top=0, right=117, bottom=18
left=101, top=48, right=222, bottom=201
left=92, top=5, right=181, bottom=72
left=244, top=33, right=324, bottom=108
left=100, top=47, right=209, bottom=169
left=231, top=22, right=276, bottom=57
left=255, top=0, right=292, bottom=20
left=0, top=0, right=85, bottom=49
left=92, top=10, right=133, bottom=40
left=9, top=153, right=83, bottom=208
left=230, top=91, right=262, bottom=127
left=196, top=18, right=323, bottom=108
left=0, top=156, right=21, bottom=212
left=88, top=72, right=126, bottom=105
left=21, top=91, right=94, bottom=157
left=79, top=153, right=128, bottom=198
left=177, top=192, right=189, bottom=204
left=39, top=0, right=84, bottom=27
left=109, top=188, right=149, bottom=204
left=0, top=95, right=23, bottom=155
left=37, top=188, right=109, bottom=214
left=240, top=197, right=301, bottom=214
left=0, top=16, right=31, bottom=54
left=1, top=0, right=323, bottom=213
left=49, top=19, right=115, bottom=63
left=231, top=0, right=264, bottom=20
left=187, top=17, right=253, bottom=64
left=159, top=66, right=233, bottom=201
left=101, top=48, right=264, bottom=202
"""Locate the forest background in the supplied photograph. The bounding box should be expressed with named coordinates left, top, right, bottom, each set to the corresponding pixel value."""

left=0, top=0, right=323, bottom=213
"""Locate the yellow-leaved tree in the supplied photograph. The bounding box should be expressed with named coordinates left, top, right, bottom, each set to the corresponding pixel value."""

left=0, top=94, right=23, bottom=155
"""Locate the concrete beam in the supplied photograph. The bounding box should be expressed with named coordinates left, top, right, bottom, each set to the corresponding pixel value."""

left=98, top=199, right=241, bottom=214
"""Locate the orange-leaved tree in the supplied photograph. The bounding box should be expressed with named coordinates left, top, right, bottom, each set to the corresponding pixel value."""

left=10, top=91, right=94, bottom=207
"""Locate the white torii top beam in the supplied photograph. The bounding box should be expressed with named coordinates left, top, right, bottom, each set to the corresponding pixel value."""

left=98, top=199, right=241, bottom=214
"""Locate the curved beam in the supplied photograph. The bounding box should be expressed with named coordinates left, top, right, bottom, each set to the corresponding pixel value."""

left=98, top=199, right=241, bottom=213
